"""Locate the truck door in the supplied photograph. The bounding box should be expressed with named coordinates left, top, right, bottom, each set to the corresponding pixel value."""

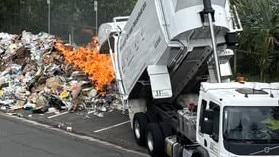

left=198, top=100, right=221, bottom=157
left=207, top=101, right=220, bottom=157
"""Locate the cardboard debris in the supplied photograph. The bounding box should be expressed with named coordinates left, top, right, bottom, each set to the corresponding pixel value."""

left=10, top=100, right=25, bottom=110
left=0, top=31, right=120, bottom=117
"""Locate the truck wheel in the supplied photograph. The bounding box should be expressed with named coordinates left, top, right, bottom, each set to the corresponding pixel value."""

left=146, top=123, right=164, bottom=157
left=133, top=112, right=148, bottom=146
left=192, top=146, right=209, bottom=157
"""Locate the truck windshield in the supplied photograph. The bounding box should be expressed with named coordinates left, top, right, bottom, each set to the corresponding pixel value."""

left=223, top=106, right=279, bottom=143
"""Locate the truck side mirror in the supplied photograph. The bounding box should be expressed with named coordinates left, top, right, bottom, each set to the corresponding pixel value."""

left=201, top=110, right=214, bottom=135
left=201, top=119, right=213, bottom=135
left=203, top=109, right=214, bottom=120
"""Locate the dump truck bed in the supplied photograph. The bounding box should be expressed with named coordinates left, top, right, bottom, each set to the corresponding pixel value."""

left=98, top=0, right=241, bottom=100
left=116, top=0, right=234, bottom=98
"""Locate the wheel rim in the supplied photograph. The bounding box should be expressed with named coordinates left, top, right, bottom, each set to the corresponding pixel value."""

left=134, top=120, right=141, bottom=139
left=147, top=132, right=154, bottom=152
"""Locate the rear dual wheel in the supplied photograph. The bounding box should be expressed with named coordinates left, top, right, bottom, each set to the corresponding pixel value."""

left=146, top=123, right=165, bottom=157
left=133, top=113, right=171, bottom=157
left=133, top=112, right=148, bottom=146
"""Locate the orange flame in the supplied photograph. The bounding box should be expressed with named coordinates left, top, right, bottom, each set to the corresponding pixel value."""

left=55, top=37, right=114, bottom=91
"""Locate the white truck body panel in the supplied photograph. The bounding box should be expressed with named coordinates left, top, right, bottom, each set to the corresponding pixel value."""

left=99, top=0, right=239, bottom=99
left=147, top=65, right=173, bottom=99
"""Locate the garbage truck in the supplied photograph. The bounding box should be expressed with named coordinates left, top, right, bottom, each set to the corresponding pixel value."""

left=98, top=0, right=279, bottom=156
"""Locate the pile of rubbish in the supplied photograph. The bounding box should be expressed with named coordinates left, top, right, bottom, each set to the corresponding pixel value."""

left=0, top=31, right=121, bottom=117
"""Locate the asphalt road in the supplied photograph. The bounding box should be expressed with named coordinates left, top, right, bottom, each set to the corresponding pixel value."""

left=0, top=114, right=148, bottom=157
left=5, top=109, right=148, bottom=154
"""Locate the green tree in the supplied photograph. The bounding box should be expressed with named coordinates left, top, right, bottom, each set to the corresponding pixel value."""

left=234, top=0, right=279, bottom=81
left=98, top=0, right=137, bottom=24
left=0, top=0, right=137, bottom=35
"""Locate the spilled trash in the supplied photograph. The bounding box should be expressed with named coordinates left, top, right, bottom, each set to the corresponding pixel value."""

left=0, top=31, right=121, bottom=118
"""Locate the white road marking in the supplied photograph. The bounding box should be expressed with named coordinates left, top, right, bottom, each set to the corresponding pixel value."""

left=47, top=111, right=68, bottom=119
left=94, top=120, right=130, bottom=133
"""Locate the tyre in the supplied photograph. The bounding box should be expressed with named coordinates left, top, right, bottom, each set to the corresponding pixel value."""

left=192, top=146, right=209, bottom=157
left=146, top=123, right=165, bottom=157
left=133, top=112, right=148, bottom=146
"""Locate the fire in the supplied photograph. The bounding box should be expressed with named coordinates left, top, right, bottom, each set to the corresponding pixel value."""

left=55, top=37, right=114, bottom=91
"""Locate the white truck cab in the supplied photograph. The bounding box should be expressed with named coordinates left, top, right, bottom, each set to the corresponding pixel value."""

left=193, top=82, right=279, bottom=157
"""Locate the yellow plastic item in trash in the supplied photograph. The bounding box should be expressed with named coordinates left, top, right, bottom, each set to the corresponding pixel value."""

left=59, top=90, right=69, bottom=99
left=0, top=90, right=3, bottom=96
